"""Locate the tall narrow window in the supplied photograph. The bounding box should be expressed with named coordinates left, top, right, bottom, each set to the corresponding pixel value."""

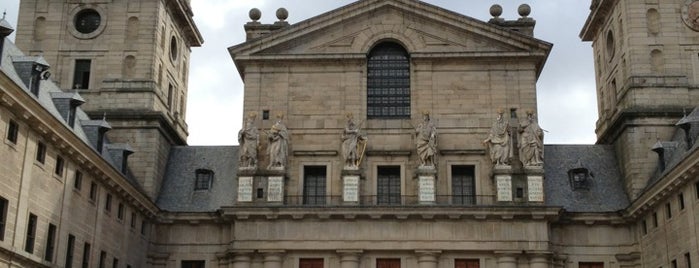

left=685, top=253, right=692, bottom=268
left=194, top=169, right=214, bottom=190
left=44, top=223, right=57, bottom=262
left=678, top=193, right=685, bottom=210
left=130, top=212, right=136, bottom=228
left=377, top=258, right=401, bottom=268
left=113, top=258, right=118, bottom=268
left=117, top=203, right=124, bottom=220
left=25, top=213, right=37, bottom=253
left=299, top=258, right=324, bottom=268
left=6, top=119, right=19, bottom=144
left=65, top=234, right=75, bottom=268
left=74, top=171, right=83, bottom=191
left=99, top=251, right=106, bottom=268
left=68, top=101, right=78, bottom=128
left=666, top=203, right=672, bottom=219
left=642, top=220, right=648, bottom=235
left=455, top=259, right=480, bottom=268
left=0, top=197, right=7, bottom=241
left=367, top=42, right=410, bottom=119
left=303, top=166, right=326, bottom=205
left=105, top=194, right=112, bottom=212
left=55, top=155, right=65, bottom=176
left=89, top=182, right=98, bottom=201
left=36, top=142, right=46, bottom=164
left=377, top=166, right=401, bottom=205
left=141, top=220, right=147, bottom=235
left=167, top=84, right=174, bottom=109
left=181, top=260, right=206, bottom=268
left=672, top=259, right=678, bottom=268
left=82, top=243, right=91, bottom=268
left=653, top=212, right=659, bottom=227
left=73, top=60, right=91, bottom=89
left=452, top=166, right=476, bottom=205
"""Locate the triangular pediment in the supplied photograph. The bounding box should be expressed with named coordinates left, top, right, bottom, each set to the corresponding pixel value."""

left=229, top=0, right=551, bottom=73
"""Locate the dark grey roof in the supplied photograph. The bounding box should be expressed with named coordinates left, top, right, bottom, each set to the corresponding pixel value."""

left=645, top=107, right=699, bottom=190
left=157, top=146, right=238, bottom=212
left=544, top=145, right=630, bottom=212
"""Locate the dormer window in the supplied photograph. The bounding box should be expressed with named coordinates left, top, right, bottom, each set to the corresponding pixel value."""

left=568, top=167, right=590, bottom=190
left=194, top=169, right=214, bottom=190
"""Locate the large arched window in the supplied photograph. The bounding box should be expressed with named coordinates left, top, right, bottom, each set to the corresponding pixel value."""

left=367, top=42, right=410, bottom=119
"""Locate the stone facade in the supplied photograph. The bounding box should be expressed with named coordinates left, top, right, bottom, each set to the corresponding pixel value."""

left=1, top=0, right=699, bottom=268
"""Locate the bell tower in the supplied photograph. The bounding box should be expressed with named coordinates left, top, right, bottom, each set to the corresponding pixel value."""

left=581, top=0, right=698, bottom=199
left=14, top=0, right=203, bottom=199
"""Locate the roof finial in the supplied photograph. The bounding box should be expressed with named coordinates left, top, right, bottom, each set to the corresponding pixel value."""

left=102, top=112, right=107, bottom=121
left=2, top=10, right=6, bottom=20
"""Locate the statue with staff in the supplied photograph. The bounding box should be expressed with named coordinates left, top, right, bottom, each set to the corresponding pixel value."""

left=266, top=113, right=289, bottom=169
left=415, top=110, right=438, bottom=167
left=237, top=112, right=259, bottom=168
left=341, top=113, right=367, bottom=169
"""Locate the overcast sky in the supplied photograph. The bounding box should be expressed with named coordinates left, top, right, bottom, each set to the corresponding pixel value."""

left=3, top=0, right=598, bottom=145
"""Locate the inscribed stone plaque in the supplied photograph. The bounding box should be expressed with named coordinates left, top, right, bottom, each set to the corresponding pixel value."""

left=527, top=176, right=544, bottom=202
left=418, top=176, right=436, bottom=203
left=343, top=175, right=359, bottom=202
left=267, top=176, right=284, bottom=202
left=237, top=176, right=253, bottom=202
left=496, top=175, right=512, bottom=202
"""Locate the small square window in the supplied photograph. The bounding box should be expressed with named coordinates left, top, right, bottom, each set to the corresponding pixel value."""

left=6, top=120, right=19, bottom=144
left=55, top=156, right=65, bottom=177
left=74, top=171, right=83, bottom=191
left=194, top=169, right=214, bottom=190
left=36, top=142, right=46, bottom=164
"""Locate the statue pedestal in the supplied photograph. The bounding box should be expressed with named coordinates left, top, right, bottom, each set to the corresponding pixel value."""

left=342, top=168, right=362, bottom=204
left=266, top=167, right=286, bottom=203
left=493, top=166, right=513, bottom=203
left=524, top=166, right=545, bottom=203
left=416, top=166, right=437, bottom=204
left=237, top=176, right=253, bottom=202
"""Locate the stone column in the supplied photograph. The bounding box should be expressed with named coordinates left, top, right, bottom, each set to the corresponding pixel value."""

left=337, top=250, right=363, bottom=268
left=261, top=250, right=285, bottom=268
left=416, top=250, right=441, bottom=268
left=231, top=250, right=254, bottom=268
left=529, top=255, right=550, bottom=268
left=496, top=253, right=518, bottom=268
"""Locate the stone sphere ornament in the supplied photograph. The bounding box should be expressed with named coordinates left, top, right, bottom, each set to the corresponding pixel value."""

left=490, top=4, right=503, bottom=18
left=276, top=8, right=289, bottom=21
left=249, top=8, right=261, bottom=22
left=518, top=4, right=531, bottom=18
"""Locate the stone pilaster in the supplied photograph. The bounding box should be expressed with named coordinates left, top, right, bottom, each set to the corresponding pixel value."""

left=337, top=250, right=363, bottom=268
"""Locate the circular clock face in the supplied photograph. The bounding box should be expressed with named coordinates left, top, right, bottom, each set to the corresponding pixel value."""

left=682, top=0, right=699, bottom=31
left=74, top=9, right=101, bottom=34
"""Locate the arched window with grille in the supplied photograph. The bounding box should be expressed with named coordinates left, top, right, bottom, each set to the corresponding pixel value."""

left=367, top=42, right=410, bottom=119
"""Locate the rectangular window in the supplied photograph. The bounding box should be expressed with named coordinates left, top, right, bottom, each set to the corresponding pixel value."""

left=672, top=259, right=677, bottom=268
left=68, top=104, right=77, bottom=128
left=55, top=155, right=65, bottom=176
left=99, top=251, right=106, bottom=268
left=36, top=142, right=46, bottom=164
left=73, top=60, right=91, bottom=89
left=666, top=203, right=672, bottom=219
left=377, top=166, right=401, bottom=205
left=377, top=258, right=401, bottom=268
left=74, top=171, right=83, bottom=191
left=455, top=259, right=480, bottom=268
left=299, top=258, right=324, bottom=268
left=6, top=119, right=19, bottom=144
left=0, top=197, right=7, bottom=241
left=686, top=253, right=692, bottom=268
left=113, top=258, right=118, bottom=268
left=65, top=234, right=75, bottom=268
left=167, top=84, right=174, bottom=108
left=653, top=212, right=659, bottom=227
left=141, top=220, right=147, bottom=235
left=25, top=213, right=37, bottom=253
left=181, top=260, right=206, bottom=268
left=82, top=243, right=91, bottom=268
left=130, top=212, right=136, bottom=228
left=89, top=182, right=98, bottom=201
left=194, top=169, right=214, bottom=190
left=303, top=166, right=326, bottom=205
left=679, top=193, right=685, bottom=210
left=105, top=194, right=112, bottom=212
left=44, top=223, right=57, bottom=262
left=117, top=203, right=124, bottom=220
left=696, top=181, right=699, bottom=199
left=579, top=263, right=604, bottom=268
left=452, top=165, right=476, bottom=205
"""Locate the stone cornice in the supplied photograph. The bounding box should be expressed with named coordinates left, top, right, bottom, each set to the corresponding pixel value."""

left=0, top=70, right=160, bottom=218
left=165, top=0, right=203, bottom=47
left=580, top=0, right=619, bottom=41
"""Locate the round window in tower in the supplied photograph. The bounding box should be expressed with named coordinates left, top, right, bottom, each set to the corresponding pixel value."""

left=170, top=36, right=178, bottom=62
left=74, top=9, right=101, bottom=34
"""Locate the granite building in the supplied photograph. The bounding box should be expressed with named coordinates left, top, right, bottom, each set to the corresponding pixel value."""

left=0, top=0, right=698, bottom=268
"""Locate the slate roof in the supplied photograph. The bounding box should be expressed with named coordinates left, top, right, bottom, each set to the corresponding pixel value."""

left=645, top=107, right=699, bottom=190
left=156, top=146, right=238, bottom=212
left=544, top=145, right=630, bottom=212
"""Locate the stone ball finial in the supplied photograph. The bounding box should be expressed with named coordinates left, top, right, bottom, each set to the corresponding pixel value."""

left=276, top=8, right=288, bottom=21
left=490, top=4, right=503, bottom=18
left=518, top=4, right=531, bottom=18
left=249, top=8, right=261, bottom=22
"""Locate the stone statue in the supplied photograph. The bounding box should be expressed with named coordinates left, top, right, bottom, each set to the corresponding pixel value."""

left=237, top=113, right=259, bottom=168
left=341, top=113, right=367, bottom=169
left=519, top=110, right=544, bottom=166
left=415, top=111, right=437, bottom=167
left=483, top=109, right=512, bottom=166
left=267, top=114, right=289, bottom=169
